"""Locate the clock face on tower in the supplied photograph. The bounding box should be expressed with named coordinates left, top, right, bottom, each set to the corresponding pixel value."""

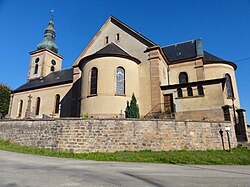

left=51, top=59, right=56, bottom=65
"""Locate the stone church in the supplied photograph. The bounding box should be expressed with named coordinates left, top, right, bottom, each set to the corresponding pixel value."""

left=7, top=16, right=247, bottom=140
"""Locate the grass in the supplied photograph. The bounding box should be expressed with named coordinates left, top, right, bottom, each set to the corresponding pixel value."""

left=0, top=140, right=250, bottom=165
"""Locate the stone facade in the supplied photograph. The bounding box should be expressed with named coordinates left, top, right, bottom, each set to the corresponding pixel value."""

left=0, top=119, right=237, bottom=153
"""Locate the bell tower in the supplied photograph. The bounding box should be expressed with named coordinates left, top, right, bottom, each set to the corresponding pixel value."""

left=28, top=17, right=63, bottom=80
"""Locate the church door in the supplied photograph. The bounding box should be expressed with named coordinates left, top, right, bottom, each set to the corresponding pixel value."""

left=164, top=94, right=174, bottom=114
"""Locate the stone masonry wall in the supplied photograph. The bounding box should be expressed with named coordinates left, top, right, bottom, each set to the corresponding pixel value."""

left=0, top=119, right=237, bottom=153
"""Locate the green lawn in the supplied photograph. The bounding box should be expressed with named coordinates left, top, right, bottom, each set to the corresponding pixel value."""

left=0, top=140, right=249, bottom=165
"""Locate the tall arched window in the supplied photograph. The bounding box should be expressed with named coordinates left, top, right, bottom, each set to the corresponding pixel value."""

left=34, top=64, right=38, bottom=74
left=18, top=100, right=23, bottom=118
left=54, top=94, right=60, bottom=114
left=225, top=74, right=234, bottom=98
left=179, top=72, right=188, bottom=84
left=116, top=67, right=125, bottom=95
left=35, top=97, right=41, bottom=115
left=90, top=67, right=98, bottom=95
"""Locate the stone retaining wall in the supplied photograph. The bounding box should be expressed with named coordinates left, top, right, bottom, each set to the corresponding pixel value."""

left=0, top=119, right=237, bottom=153
left=247, top=126, right=250, bottom=141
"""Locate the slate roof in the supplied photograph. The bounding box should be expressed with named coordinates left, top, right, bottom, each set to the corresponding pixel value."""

left=95, top=42, right=130, bottom=57
left=161, top=40, right=197, bottom=62
left=203, top=51, right=225, bottom=62
left=161, top=39, right=236, bottom=69
left=14, top=68, right=73, bottom=93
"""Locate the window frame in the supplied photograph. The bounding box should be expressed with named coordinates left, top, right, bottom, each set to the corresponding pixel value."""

left=115, top=67, right=125, bottom=95
left=51, top=66, right=55, bottom=72
left=35, top=97, right=41, bottom=116
left=34, top=64, right=38, bottom=74
left=89, top=67, right=98, bottom=96
left=225, top=73, right=234, bottom=98
left=18, top=100, right=23, bottom=118
left=179, top=72, right=188, bottom=84
left=54, top=94, right=60, bottom=114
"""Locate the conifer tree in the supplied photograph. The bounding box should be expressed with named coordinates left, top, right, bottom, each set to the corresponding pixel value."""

left=127, top=93, right=140, bottom=118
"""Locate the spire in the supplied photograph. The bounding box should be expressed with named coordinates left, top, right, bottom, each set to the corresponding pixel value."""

left=37, top=17, right=58, bottom=53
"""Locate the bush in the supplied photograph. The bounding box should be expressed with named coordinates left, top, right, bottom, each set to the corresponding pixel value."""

left=82, top=113, right=90, bottom=118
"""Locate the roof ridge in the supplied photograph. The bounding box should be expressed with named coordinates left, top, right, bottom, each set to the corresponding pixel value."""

left=162, top=39, right=197, bottom=48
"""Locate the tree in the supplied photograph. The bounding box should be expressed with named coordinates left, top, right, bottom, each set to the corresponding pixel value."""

left=125, top=93, right=140, bottom=118
left=0, top=83, right=12, bottom=118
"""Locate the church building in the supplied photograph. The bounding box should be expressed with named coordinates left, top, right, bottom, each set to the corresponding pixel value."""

left=7, top=16, right=247, bottom=141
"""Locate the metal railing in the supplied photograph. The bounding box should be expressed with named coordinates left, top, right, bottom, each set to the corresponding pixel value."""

left=143, top=103, right=176, bottom=119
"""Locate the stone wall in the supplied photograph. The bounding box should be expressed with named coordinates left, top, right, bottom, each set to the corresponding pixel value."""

left=247, top=126, right=250, bottom=141
left=0, top=119, right=237, bottom=153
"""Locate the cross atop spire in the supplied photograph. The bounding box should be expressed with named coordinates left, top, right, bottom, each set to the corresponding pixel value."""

left=51, top=9, right=55, bottom=20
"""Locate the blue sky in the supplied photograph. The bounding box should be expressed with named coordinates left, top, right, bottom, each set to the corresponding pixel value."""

left=0, top=0, right=249, bottom=122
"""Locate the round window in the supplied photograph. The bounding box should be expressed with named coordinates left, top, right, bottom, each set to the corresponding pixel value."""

left=51, top=59, right=56, bottom=65
left=35, top=57, right=39, bottom=63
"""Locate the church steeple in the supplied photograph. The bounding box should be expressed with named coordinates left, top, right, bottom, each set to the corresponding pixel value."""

left=28, top=15, right=63, bottom=81
left=37, top=18, right=58, bottom=53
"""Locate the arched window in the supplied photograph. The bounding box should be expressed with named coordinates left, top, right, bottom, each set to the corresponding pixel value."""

left=34, top=64, right=38, bottom=74
left=187, top=87, right=193, bottom=96
left=54, top=94, right=60, bottom=114
left=179, top=72, right=188, bottom=84
left=18, top=100, right=23, bottom=118
left=90, top=67, right=98, bottom=95
left=116, top=67, right=125, bottom=94
left=197, top=86, right=204, bottom=96
left=35, top=97, right=41, bottom=115
left=177, top=88, right=183, bottom=97
left=225, top=74, right=234, bottom=98
left=51, top=66, right=55, bottom=72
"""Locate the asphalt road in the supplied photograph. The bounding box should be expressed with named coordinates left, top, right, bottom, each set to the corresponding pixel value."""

left=0, top=150, right=249, bottom=187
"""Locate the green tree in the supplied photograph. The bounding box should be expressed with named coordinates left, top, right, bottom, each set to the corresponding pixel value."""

left=126, top=93, right=140, bottom=118
left=0, top=84, right=12, bottom=118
